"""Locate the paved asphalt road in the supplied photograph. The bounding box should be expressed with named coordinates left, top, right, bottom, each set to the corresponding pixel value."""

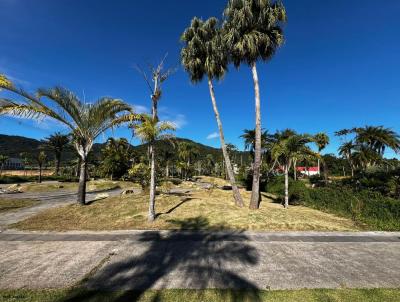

left=0, top=230, right=399, bottom=290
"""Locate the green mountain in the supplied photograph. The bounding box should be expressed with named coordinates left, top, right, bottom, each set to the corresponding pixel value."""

left=0, top=134, right=250, bottom=164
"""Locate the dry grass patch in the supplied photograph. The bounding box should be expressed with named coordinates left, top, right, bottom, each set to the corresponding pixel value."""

left=20, top=180, right=135, bottom=193
left=13, top=184, right=360, bottom=231
left=0, top=198, right=39, bottom=213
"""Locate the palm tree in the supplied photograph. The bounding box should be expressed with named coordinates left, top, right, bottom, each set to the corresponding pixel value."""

left=271, top=132, right=314, bottom=208
left=314, top=132, right=330, bottom=179
left=338, top=141, right=356, bottom=177
left=44, top=132, right=70, bottom=176
left=131, top=115, right=175, bottom=222
left=353, top=126, right=400, bottom=157
left=136, top=55, right=175, bottom=186
left=0, top=155, right=8, bottom=177
left=223, top=0, right=287, bottom=209
left=161, top=148, right=175, bottom=178
left=100, top=138, right=131, bottom=180
left=177, top=142, right=199, bottom=180
left=181, top=17, right=244, bottom=207
left=336, top=126, right=400, bottom=171
left=0, top=75, right=132, bottom=204
left=36, top=151, right=47, bottom=183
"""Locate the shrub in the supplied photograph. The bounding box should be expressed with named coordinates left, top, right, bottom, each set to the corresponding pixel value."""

left=300, top=186, right=400, bottom=231
left=265, top=176, right=310, bottom=205
left=265, top=176, right=400, bottom=231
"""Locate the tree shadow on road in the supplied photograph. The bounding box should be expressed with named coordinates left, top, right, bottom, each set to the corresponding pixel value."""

left=59, top=216, right=262, bottom=302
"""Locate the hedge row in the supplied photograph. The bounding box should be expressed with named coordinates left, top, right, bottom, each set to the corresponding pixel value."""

left=266, top=177, right=400, bottom=231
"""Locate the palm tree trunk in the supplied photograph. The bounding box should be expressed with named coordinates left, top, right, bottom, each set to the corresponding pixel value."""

left=208, top=78, right=244, bottom=207
left=293, top=159, right=297, bottom=181
left=166, top=161, right=170, bottom=178
left=55, top=152, right=61, bottom=176
left=38, top=165, right=42, bottom=183
left=323, top=161, right=328, bottom=182
left=148, top=143, right=156, bottom=222
left=317, top=158, right=320, bottom=176
left=77, top=158, right=87, bottom=205
left=250, top=63, right=262, bottom=210
left=284, top=165, right=289, bottom=209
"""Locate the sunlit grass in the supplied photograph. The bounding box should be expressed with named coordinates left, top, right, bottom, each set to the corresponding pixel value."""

left=13, top=178, right=360, bottom=231
left=0, top=288, right=399, bottom=302
left=19, top=180, right=135, bottom=193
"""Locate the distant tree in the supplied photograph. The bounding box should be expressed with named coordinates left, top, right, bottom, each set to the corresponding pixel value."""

left=223, top=0, right=287, bottom=209
left=177, top=142, right=199, bottom=180
left=204, top=154, right=215, bottom=176
left=160, top=147, right=175, bottom=178
left=130, top=115, right=175, bottom=222
left=0, top=154, right=8, bottom=177
left=36, top=151, right=47, bottom=183
left=129, top=162, right=151, bottom=192
left=336, top=126, right=400, bottom=174
left=19, top=152, right=31, bottom=176
left=100, top=138, right=132, bottom=180
left=271, top=131, right=315, bottom=208
left=44, top=132, right=70, bottom=176
left=314, top=132, right=330, bottom=180
left=181, top=17, right=244, bottom=207
left=0, top=75, right=132, bottom=204
left=338, top=141, right=356, bottom=177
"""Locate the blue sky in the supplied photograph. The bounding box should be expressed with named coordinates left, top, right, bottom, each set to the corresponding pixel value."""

left=1, top=0, right=400, bottom=157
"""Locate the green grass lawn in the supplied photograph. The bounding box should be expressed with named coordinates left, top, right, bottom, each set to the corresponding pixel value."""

left=13, top=179, right=362, bottom=231
left=0, top=199, right=38, bottom=213
left=0, top=288, right=399, bottom=302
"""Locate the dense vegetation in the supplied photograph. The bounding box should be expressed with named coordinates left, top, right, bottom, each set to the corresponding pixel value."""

left=266, top=175, right=400, bottom=231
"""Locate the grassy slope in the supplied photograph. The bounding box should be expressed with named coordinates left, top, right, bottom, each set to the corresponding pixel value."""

left=0, top=288, right=399, bottom=302
left=13, top=181, right=360, bottom=231
left=0, top=199, right=38, bottom=213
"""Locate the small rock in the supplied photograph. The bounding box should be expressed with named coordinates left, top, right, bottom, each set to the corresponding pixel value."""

left=7, top=184, right=21, bottom=190
left=121, top=189, right=135, bottom=195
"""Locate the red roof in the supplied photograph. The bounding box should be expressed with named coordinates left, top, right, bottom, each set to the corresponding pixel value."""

left=296, top=167, right=319, bottom=172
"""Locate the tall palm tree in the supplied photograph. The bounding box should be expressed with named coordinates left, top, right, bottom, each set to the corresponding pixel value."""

left=181, top=18, right=243, bottom=207
left=0, top=75, right=132, bottom=204
left=44, top=132, right=70, bottom=176
left=181, top=17, right=244, bottom=207
left=314, top=132, right=330, bottom=179
left=271, top=132, right=314, bottom=208
left=223, top=0, right=287, bottom=209
left=131, top=115, right=176, bottom=222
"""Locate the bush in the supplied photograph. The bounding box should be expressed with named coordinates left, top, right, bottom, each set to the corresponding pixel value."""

left=307, top=187, right=400, bottom=230
left=265, top=176, right=309, bottom=205
left=265, top=176, right=400, bottom=231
